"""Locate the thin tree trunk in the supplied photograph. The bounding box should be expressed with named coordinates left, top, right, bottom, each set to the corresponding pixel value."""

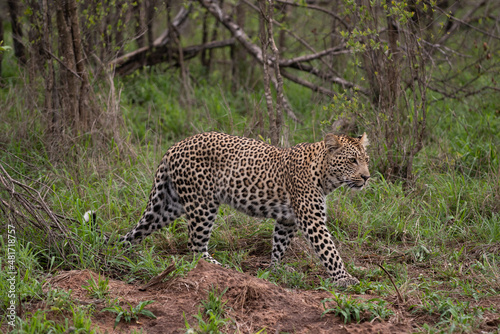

left=259, top=1, right=276, bottom=144
left=136, top=1, right=146, bottom=49
left=146, top=0, right=156, bottom=47
left=7, top=0, right=26, bottom=65
left=266, top=0, right=284, bottom=146
left=56, top=0, right=79, bottom=131
left=260, top=0, right=283, bottom=146
left=0, top=15, right=3, bottom=78
left=42, top=0, right=56, bottom=135
left=67, top=0, right=91, bottom=133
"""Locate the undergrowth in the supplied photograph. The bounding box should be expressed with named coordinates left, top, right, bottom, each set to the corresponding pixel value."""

left=1, top=62, right=499, bottom=333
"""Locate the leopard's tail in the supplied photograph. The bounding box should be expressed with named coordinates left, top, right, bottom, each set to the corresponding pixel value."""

left=83, top=210, right=110, bottom=243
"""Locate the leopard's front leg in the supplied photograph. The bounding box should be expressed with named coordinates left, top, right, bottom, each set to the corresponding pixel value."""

left=299, top=217, right=359, bottom=287
left=293, top=191, right=359, bottom=287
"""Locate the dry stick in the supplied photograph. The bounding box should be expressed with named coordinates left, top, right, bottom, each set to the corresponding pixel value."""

left=0, top=163, right=98, bottom=265
left=43, top=48, right=82, bottom=80
left=139, top=263, right=177, bottom=291
left=115, top=39, right=236, bottom=76
left=281, top=70, right=336, bottom=97
left=376, top=263, right=404, bottom=305
left=280, top=47, right=351, bottom=66
left=274, top=0, right=350, bottom=30
left=0, top=165, right=71, bottom=261
left=0, top=162, right=130, bottom=274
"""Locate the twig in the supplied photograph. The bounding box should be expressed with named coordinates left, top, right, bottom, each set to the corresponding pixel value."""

left=432, top=0, right=500, bottom=41
left=274, top=0, right=350, bottom=30
left=376, top=263, right=404, bottom=305
left=198, top=0, right=349, bottom=100
left=139, top=263, right=177, bottom=291
left=280, top=47, right=351, bottom=66
left=280, top=70, right=336, bottom=97
left=43, top=47, right=82, bottom=81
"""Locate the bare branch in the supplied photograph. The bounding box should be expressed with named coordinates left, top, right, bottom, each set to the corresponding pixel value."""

left=111, top=4, right=192, bottom=67
left=285, top=61, right=369, bottom=95
left=240, top=0, right=360, bottom=94
left=280, top=70, right=336, bottom=97
left=115, top=38, right=236, bottom=76
left=274, top=0, right=350, bottom=30
left=280, top=46, right=351, bottom=66
left=198, top=0, right=263, bottom=61
left=433, top=0, right=500, bottom=44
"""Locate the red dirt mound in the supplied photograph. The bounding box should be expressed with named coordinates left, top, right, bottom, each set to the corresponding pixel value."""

left=46, top=260, right=413, bottom=333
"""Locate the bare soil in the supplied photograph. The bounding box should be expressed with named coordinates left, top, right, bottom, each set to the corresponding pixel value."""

left=15, top=255, right=498, bottom=334
left=39, top=260, right=419, bottom=333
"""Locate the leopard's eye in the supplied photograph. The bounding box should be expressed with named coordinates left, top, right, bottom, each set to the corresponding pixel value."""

left=349, top=157, right=357, bottom=164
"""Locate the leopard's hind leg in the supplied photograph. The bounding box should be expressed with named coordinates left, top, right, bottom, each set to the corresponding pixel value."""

left=270, top=219, right=298, bottom=267
left=120, top=165, right=184, bottom=243
left=182, top=194, right=221, bottom=265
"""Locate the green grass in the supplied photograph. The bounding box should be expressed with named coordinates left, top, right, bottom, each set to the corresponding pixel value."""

left=1, top=56, right=499, bottom=333
left=185, top=285, right=231, bottom=334
left=321, top=292, right=393, bottom=324
left=102, top=300, right=157, bottom=329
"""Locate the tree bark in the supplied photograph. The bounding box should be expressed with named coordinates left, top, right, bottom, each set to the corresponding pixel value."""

left=56, top=0, right=79, bottom=131
left=265, top=0, right=284, bottom=146
left=67, top=0, right=91, bottom=133
left=0, top=14, right=4, bottom=78
left=7, top=0, right=26, bottom=65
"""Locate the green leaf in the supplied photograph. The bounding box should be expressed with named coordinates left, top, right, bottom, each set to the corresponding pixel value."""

left=140, top=309, right=157, bottom=319
left=114, top=312, right=123, bottom=328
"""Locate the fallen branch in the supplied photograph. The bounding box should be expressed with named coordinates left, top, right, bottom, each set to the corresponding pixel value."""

left=112, top=4, right=192, bottom=68
left=115, top=38, right=236, bottom=76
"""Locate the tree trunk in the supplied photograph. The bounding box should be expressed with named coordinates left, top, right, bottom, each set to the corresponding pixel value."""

left=56, top=0, right=79, bottom=131
left=7, top=0, right=26, bottom=65
left=259, top=0, right=283, bottom=146
left=0, top=14, right=4, bottom=78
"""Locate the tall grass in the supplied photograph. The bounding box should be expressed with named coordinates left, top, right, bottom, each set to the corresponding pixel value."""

left=1, top=59, right=499, bottom=332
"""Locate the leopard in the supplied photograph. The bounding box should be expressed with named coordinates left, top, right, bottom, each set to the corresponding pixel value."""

left=114, top=132, right=370, bottom=287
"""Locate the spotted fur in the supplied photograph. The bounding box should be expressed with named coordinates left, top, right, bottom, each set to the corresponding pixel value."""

left=119, top=132, right=370, bottom=287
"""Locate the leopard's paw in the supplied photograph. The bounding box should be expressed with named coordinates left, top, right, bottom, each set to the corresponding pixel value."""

left=334, top=275, right=360, bottom=288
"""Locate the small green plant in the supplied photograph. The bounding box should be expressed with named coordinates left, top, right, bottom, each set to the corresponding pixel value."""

left=321, top=293, right=365, bottom=323
left=102, top=300, right=157, bottom=329
left=321, top=293, right=393, bottom=324
left=411, top=291, right=487, bottom=332
left=82, top=273, right=109, bottom=299
left=11, top=307, right=98, bottom=334
left=184, top=286, right=231, bottom=333
left=201, top=285, right=229, bottom=319
left=45, top=288, right=75, bottom=310
left=187, top=308, right=230, bottom=334
left=265, top=265, right=313, bottom=289
left=0, top=41, right=11, bottom=53
left=346, top=279, right=389, bottom=296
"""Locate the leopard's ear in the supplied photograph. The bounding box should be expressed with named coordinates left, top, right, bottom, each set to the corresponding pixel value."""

left=358, top=132, right=369, bottom=148
left=324, top=134, right=342, bottom=152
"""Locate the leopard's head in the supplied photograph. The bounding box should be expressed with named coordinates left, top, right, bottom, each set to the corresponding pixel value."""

left=323, top=133, right=370, bottom=191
